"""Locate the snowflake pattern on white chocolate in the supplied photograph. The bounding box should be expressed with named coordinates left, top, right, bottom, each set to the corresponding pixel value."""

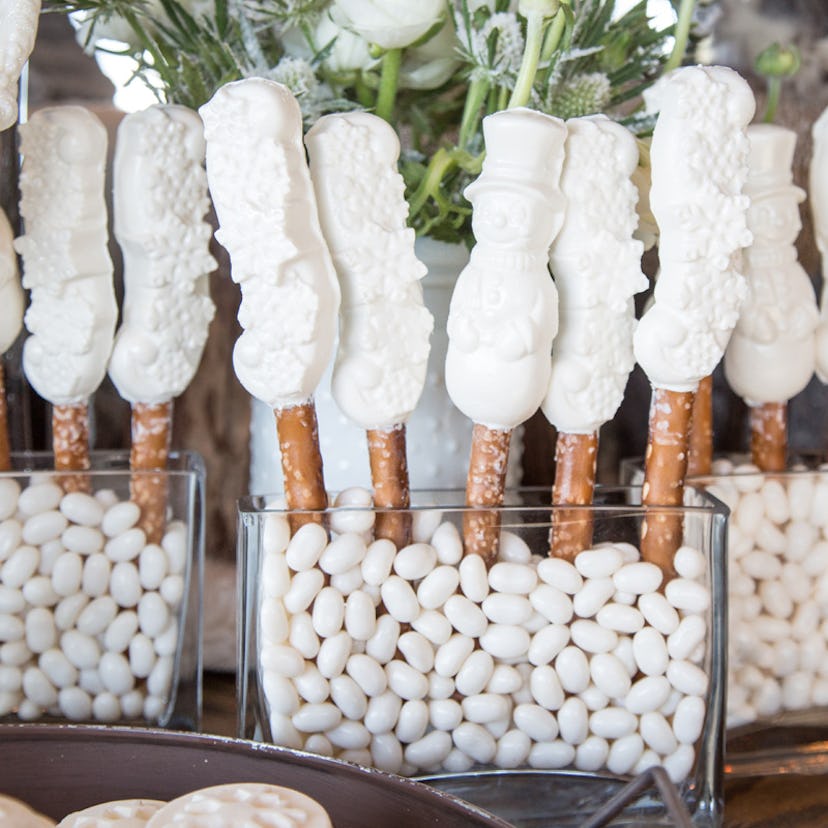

left=306, top=112, right=433, bottom=430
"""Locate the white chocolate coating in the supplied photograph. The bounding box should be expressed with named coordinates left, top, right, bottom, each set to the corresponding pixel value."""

left=543, top=116, right=646, bottom=434
left=0, top=206, right=24, bottom=353
left=0, top=0, right=41, bottom=130
left=810, top=106, right=828, bottom=383
left=145, top=783, right=332, bottom=828
left=445, top=108, right=565, bottom=430
left=305, top=112, right=433, bottom=430
left=108, top=104, right=216, bottom=405
left=633, top=66, right=754, bottom=392
left=57, top=800, right=165, bottom=827
left=199, top=79, right=340, bottom=409
left=724, top=124, right=818, bottom=405
left=15, top=106, right=117, bottom=406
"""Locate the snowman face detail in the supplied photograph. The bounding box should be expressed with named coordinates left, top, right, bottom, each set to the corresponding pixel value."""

left=748, top=191, right=802, bottom=247
left=472, top=188, right=556, bottom=248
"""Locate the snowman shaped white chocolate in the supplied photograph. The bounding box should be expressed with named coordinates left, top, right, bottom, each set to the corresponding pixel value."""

left=445, top=108, right=565, bottom=430
left=724, top=124, right=818, bottom=405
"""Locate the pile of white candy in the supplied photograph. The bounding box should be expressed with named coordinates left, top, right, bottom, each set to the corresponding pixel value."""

left=258, top=488, right=712, bottom=782
left=0, top=476, right=187, bottom=723
left=706, top=459, right=828, bottom=727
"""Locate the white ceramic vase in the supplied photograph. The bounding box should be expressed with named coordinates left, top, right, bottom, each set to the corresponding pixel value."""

left=249, top=237, right=524, bottom=496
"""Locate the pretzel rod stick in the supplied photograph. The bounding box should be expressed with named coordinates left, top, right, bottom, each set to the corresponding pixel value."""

left=0, top=363, right=10, bottom=471
left=640, top=388, right=693, bottom=577
left=464, top=424, right=511, bottom=565
left=750, top=401, right=786, bottom=472
left=550, top=431, right=597, bottom=561
left=53, top=402, right=90, bottom=493
left=367, top=425, right=411, bottom=548
left=130, top=401, right=172, bottom=544
left=687, top=373, right=713, bottom=477
left=276, top=402, right=327, bottom=530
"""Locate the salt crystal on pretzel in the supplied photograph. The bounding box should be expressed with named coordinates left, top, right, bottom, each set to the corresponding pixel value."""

left=109, top=104, right=217, bottom=541
left=633, top=66, right=754, bottom=572
left=305, top=111, right=433, bottom=547
left=200, top=79, right=340, bottom=524
left=724, top=123, right=818, bottom=472
left=446, top=108, right=565, bottom=564
left=543, top=115, right=646, bottom=560
left=15, top=106, right=117, bottom=485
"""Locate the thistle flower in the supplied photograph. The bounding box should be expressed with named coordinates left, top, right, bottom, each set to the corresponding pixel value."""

left=546, top=72, right=611, bottom=120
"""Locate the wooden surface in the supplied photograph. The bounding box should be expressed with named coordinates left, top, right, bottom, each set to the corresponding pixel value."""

left=201, top=672, right=828, bottom=827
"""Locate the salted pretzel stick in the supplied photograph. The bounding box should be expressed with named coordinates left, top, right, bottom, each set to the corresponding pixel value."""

left=446, top=109, right=566, bottom=564
left=687, top=374, right=713, bottom=477
left=201, top=80, right=340, bottom=532
left=543, top=115, right=646, bottom=559
left=52, top=402, right=91, bottom=493
left=749, top=402, right=786, bottom=473
left=128, top=401, right=172, bottom=543
left=634, top=66, right=754, bottom=572
left=550, top=431, right=597, bottom=562
left=367, top=425, right=411, bottom=546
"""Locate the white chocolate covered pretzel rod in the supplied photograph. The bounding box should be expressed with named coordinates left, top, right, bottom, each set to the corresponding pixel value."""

left=0, top=206, right=23, bottom=469
left=0, top=0, right=41, bottom=130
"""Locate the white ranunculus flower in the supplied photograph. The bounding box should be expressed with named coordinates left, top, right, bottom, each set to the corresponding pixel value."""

left=399, top=18, right=461, bottom=90
left=333, top=0, right=446, bottom=50
left=315, top=13, right=380, bottom=74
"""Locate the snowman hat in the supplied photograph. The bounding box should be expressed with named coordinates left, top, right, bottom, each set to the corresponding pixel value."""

left=745, top=123, right=805, bottom=203
left=464, top=107, right=567, bottom=204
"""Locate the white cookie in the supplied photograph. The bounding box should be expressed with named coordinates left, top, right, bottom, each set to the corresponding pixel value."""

left=57, top=799, right=165, bottom=827
left=0, top=793, right=55, bottom=827
left=145, top=783, right=332, bottom=828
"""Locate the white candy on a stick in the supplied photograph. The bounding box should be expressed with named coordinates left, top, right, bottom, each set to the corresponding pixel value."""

left=0, top=207, right=24, bottom=470
left=809, top=108, right=828, bottom=389
left=15, top=106, right=117, bottom=484
left=0, top=0, right=41, bottom=130
left=200, top=79, right=340, bottom=523
left=109, top=104, right=216, bottom=542
left=633, top=66, right=754, bottom=572
left=542, top=115, right=646, bottom=559
left=446, top=108, right=564, bottom=564
left=724, top=124, right=818, bottom=472
left=305, top=111, right=433, bottom=547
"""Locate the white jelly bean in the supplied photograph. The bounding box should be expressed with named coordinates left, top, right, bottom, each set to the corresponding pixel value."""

left=82, top=554, right=111, bottom=598
left=589, top=652, right=632, bottom=699
left=59, top=491, right=104, bottom=527
left=428, top=522, right=461, bottom=566
left=371, top=732, right=404, bottom=773
left=480, top=624, right=529, bottom=659
left=18, top=483, right=62, bottom=516
left=381, top=576, right=420, bottom=623
left=137, top=591, right=169, bottom=639
left=444, top=594, right=488, bottom=638
left=488, top=562, right=537, bottom=595
left=319, top=533, right=366, bottom=576
left=61, top=526, right=104, bottom=555
left=416, top=566, right=460, bottom=611
left=398, top=631, right=435, bottom=674
left=99, top=651, right=135, bottom=695
left=129, top=633, right=157, bottom=678
left=572, top=578, right=614, bottom=618
left=77, top=596, right=118, bottom=636
left=429, top=698, right=463, bottom=731
left=528, top=624, right=569, bottom=667
left=530, top=664, right=565, bottom=709
left=595, top=603, right=644, bottom=634
left=633, top=627, right=668, bottom=676
left=394, top=543, right=437, bottom=581
left=557, top=696, right=589, bottom=745
left=316, top=631, right=352, bottom=679
left=575, top=546, right=624, bottom=578
left=51, top=552, right=83, bottom=597
left=263, top=671, right=299, bottom=716
left=589, top=706, right=638, bottom=739
left=435, top=634, right=475, bottom=678
left=365, top=615, right=400, bottom=665
left=138, top=544, right=168, bottom=590
left=262, top=551, right=291, bottom=598
left=570, top=620, right=617, bottom=654
left=458, top=554, right=489, bottom=602
left=101, top=501, right=141, bottom=537
left=461, top=693, right=510, bottom=724
left=284, top=569, right=324, bottom=614
left=575, top=736, right=609, bottom=772
left=147, top=654, right=173, bottom=698
left=58, top=686, right=92, bottom=720
left=396, top=699, right=429, bottom=743
left=110, top=561, right=142, bottom=607
left=312, top=586, right=345, bottom=638
left=364, top=690, right=402, bottom=734
left=530, top=584, right=573, bottom=624
left=294, top=664, right=329, bottom=704
left=22, top=666, right=58, bottom=707
left=667, top=659, right=708, bottom=695
left=528, top=740, right=575, bottom=769
left=606, top=732, right=644, bottom=775
left=411, top=610, right=452, bottom=646
left=290, top=613, right=320, bottom=659
left=2, top=545, right=38, bottom=588
left=358, top=541, right=394, bottom=588
left=412, top=509, right=443, bottom=544
left=387, top=660, right=428, bottom=701
left=482, top=593, right=532, bottom=625
left=61, top=629, right=101, bottom=669
left=292, top=702, right=341, bottom=733
left=0, top=640, right=29, bottom=665
left=0, top=585, right=23, bottom=613
left=663, top=743, right=695, bottom=784
left=330, top=674, right=368, bottom=720
left=664, top=578, right=710, bottom=613
left=105, top=527, right=146, bottom=563
left=555, top=646, right=590, bottom=694
left=613, top=562, right=662, bottom=595
left=0, top=519, right=22, bottom=561
left=512, top=702, right=557, bottom=741
left=54, top=593, right=88, bottom=631
left=452, top=721, right=496, bottom=764
left=625, top=675, right=672, bottom=715
left=262, top=643, right=305, bottom=678
left=673, top=695, right=705, bottom=744
left=22, top=576, right=59, bottom=608
left=667, top=615, right=707, bottom=661
left=638, top=592, right=680, bottom=635
left=344, top=590, right=376, bottom=641
left=487, top=664, right=523, bottom=695
left=0, top=480, right=20, bottom=521
left=25, top=607, right=56, bottom=653
left=498, top=531, right=532, bottom=564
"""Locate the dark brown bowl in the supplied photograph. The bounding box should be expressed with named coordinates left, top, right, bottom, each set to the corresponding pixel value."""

left=0, top=725, right=512, bottom=827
